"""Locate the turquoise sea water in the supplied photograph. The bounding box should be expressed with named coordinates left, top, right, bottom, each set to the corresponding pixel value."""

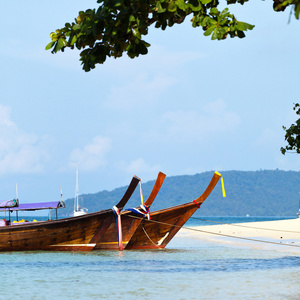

left=1, top=216, right=300, bottom=300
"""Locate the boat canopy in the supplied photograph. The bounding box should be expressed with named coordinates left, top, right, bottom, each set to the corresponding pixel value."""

left=0, top=201, right=65, bottom=212
left=0, top=199, right=19, bottom=209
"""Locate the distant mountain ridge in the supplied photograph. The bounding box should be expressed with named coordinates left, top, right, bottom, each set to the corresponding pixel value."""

left=59, top=170, right=300, bottom=217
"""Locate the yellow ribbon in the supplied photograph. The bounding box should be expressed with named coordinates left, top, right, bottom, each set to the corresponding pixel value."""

left=139, top=181, right=144, bottom=205
left=214, top=171, right=226, bottom=198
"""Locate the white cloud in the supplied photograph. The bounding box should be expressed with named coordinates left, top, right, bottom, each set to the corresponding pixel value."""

left=104, top=73, right=177, bottom=109
left=160, top=99, right=241, bottom=142
left=68, top=136, right=111, bottom=171
left=2, top=37, right=206, bottom=74
left=0, top=105, right=50, bottom=175
left=118, top=158, right=161, bottom=179
left=106, top=44, right=205, bottom=73
left=142, top=44, right=206, bottom=68
left=128, top=158, right=160, bottom=173
left=0, top=37, right=85, bottom=72
left=0, top=105, right=15, bottom=127
left=99, top=44, right=206, bottom=110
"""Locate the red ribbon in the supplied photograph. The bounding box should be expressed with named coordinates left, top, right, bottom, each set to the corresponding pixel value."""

left=193, top=200, right=201, bottom=208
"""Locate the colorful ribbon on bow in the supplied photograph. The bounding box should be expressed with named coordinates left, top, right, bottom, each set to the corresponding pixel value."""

left=112, top=178, right=153, bottom=250
left=139, top=181, right=144, bottom=205
left=127, top=204, right=151, bottom=220
left=127, top=180, right=151, bottom=219
left=112, top=205, right=123, bottom=251
left=215, top=171, right=226, bottom=197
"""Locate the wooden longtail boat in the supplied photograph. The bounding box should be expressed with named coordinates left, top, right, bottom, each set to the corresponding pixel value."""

left=125, top=171, right=224, bottom=250
left=93, top=172, right=166, bottom=250
left=0, top=176, right=141, bottom=252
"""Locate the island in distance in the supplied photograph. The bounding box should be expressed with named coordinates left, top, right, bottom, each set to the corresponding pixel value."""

left=59, top=170, right=300, bottom=217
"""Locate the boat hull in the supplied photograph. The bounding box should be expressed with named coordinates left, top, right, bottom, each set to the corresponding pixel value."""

left=125, top=172, right=222, bottom=250
left=0, top=210, right=114, bottom=252
left=125, top=202, right=197, bottom=249
left=93, top=212, right=141, bottom=250
left=93, top=172, right=166, bottom=250
left=0, top=175, right=142, bottom=252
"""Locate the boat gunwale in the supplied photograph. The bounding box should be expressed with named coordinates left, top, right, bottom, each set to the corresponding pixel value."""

left=0, top=208, right=114, bottom=231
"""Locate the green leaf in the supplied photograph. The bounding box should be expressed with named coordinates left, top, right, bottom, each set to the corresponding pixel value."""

left=211, top=29, right=218, bottom=40
left=50, top=32, right=58, bottom=41
left=175, top=0, right=186, bottom=11
left=219, top=18, right=229, bottom=26
left=70, top=35, right=78, bottom=46
left=113, top=0, right=123, bottom=7
left=237, top=30, right=245, bottom=38
left=295, top=2, right=300, bottom=19
left=236, top=21, right=254, bottom=31
left=72, top=24, right=81, bottom=30
left=142, top=41, right=151, bottom=47
left=188, top=0, right=202, bottom=12
left=210, top=7, right=219, bottom=16
left=129, top=14, right=136, bottom=23
left=136, top=41, right=148, bottom=55
left=168, top=1, right=177, bottom=12
left=200, top=16, right=209, bottom=27
left=56, top=38, right=67, bottom=51
left=45, top=41, right=55, bottom=50
left=204, top=26, right=215, bottom=36
left=208, top=19, right=217, bottom=25
left=200, top=0, right=212, bottom=4
left=220, top=8, right=229, bottom=15
left=133, top=28, right=141, bottom=39
left=156, top=3, right=166, bottom=13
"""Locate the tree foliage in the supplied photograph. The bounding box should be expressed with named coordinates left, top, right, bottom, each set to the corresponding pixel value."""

left=45, top=0, right=259, bottom=71
left=46, top=0, right=300, bottom=72
left=281, top=103, right=300, bottom=155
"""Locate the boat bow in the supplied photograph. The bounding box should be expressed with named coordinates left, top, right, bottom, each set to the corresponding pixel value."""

left=125, top=171, right=224, bottom=249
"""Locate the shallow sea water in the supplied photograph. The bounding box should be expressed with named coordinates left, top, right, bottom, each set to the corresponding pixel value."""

left=1, top=217, right=300, bottom=300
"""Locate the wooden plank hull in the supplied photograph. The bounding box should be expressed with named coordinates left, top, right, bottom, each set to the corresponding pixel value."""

left=125, top=172, right=223, bottom=249
left=125, top=203, right=197, bottom=249
left=0, top=172, right=221, bottom=252
left=93, top=212, right=141, bottom=250
left=93, top=172, right=166, bottom=250
left=0, top=209, right=115, bottom=252
left=0, top=175, right=141, bottom=252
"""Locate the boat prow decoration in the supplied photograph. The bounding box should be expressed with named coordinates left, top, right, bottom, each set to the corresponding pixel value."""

left=93, top=171, right=166, bottom=250
left=193, top=171, right=225, bottom=206
left=125, top=171, right=224, bottom=250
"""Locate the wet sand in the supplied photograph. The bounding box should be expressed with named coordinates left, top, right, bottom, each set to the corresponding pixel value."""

left=178, top=218, right=300, bottom=253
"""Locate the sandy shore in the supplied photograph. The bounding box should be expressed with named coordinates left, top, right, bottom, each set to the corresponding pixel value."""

left=178, top=218, right=300, bottom=253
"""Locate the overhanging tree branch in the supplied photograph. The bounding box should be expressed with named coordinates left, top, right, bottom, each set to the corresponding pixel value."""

left=46, top=0, right=256, bottom=71
left=46, top=0, right=300, bottom=71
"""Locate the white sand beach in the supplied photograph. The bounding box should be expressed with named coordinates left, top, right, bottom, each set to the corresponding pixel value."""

left=178, top=218, right=300, bottom=253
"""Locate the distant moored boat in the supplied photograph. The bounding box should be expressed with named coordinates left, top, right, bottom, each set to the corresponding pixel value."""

left=74, top=167, right=88, bottom=217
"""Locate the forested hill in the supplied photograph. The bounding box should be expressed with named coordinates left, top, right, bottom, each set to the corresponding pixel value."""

left=59, top=170, right=300, bottom=217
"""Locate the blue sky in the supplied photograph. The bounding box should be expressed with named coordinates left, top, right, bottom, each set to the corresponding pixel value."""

left=1, top=1, right=299, bottom=204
